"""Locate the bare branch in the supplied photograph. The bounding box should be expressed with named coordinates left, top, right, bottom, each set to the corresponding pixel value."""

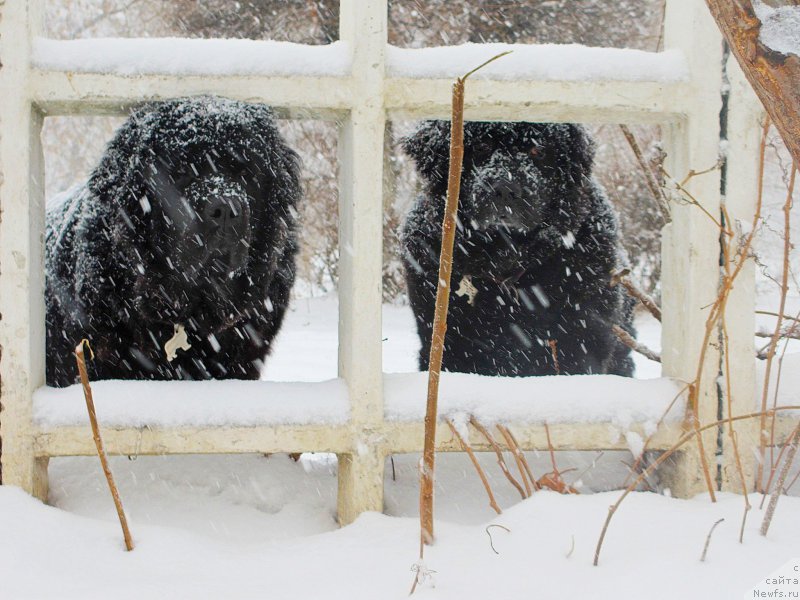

left=705, top=0, right=800, bottom=166
left=469, top=416, right=528, bottom=498
left=700, top=519, right=725, bottom=562
left=75, top=340, right=134, bottom=552
left=761, top=424, right=800, bottom=536
left=446, top=420, right=502, bottom=516
left=612, top=325, right=661, bottom=362
left=619, top=124, right=671, bottom=221
left=611, top=268, right=662, bottom=321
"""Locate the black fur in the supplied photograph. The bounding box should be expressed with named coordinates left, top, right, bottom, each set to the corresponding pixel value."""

left=46, top=97, right=301, bottom=386
left=401, top=121, right=635, bottom=377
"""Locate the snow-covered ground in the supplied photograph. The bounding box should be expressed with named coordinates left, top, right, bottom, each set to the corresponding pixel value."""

left=3, top=297, right=799, bottom=598
left=3, top=482, right=799, bottom=599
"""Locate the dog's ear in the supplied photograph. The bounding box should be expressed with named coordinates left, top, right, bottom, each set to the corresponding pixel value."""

left=402, top=121, right=452, bottom=192
left=565, top=124, right=595, bottom=176
left=536, top=123, right=595, bottom=185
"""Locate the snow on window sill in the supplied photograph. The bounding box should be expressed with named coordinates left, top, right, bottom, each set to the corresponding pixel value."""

left=32, top=38, right=352, bottom=78
left=387, top=43, right=690, bottom=83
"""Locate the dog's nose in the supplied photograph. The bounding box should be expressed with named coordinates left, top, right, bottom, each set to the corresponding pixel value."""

left=205, top=196, right=245, bottom=234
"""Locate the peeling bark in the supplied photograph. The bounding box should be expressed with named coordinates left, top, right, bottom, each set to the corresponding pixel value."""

left=706, top=0, right=800, bottom=165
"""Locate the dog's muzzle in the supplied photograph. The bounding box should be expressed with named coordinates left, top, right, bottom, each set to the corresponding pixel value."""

left=468, top=152, right=547, bottom=232
left=168, top=175, right=253, bottom=278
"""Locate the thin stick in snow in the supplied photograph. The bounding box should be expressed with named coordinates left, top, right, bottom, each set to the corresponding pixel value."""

left=469, top=416, right=528, bottom=498
left=761, top=423, right=800, bottom=537
left=446, top=419, right=502, bottom=515
left=785, top=466, right=800, bottom=494
left=759, top=165, right=795, bottom=492
left=700, top=518, right=724, bottom=562
left=75, top=340, right=134, bottom=552
left=537, top=424, right=578, bottom=494
left=759, top=421, right=800, bottom=508
left=485, top=524, right=511, bottom=555
left=496, top=424, right=540, bottom=492
left=544, top=423, right=559, bottom=478
left=719, top=314, right=751, bottom=544
left=418, top=50, right=511, bottom=551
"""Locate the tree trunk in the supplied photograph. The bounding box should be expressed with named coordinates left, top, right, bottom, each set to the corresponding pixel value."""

left=705, top=0, right=800, bottom=166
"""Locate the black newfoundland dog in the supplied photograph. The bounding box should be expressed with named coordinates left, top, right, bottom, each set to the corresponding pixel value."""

left=46, top=97, right=301, bottom=386
left=401, top=121, right=635, bottom=377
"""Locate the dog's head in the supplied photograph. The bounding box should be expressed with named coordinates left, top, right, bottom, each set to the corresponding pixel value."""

left=403, top=121, right=595, bottom=233
left=81, top=96, right=301, bottom=327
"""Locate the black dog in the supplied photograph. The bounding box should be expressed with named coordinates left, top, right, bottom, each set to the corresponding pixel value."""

left=46, top=97, right=301, bottom=386
left=401, top=121, right=635, bottom=377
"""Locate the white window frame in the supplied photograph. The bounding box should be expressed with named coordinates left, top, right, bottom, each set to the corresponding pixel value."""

left=0, top=0, right=778, bottom=523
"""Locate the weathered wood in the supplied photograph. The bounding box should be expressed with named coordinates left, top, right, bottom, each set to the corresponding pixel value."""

left=335, top=0, right=388, bottom=525
left=33, top=418, right=688, bottom=457
left=720, top=55, right=763, bottom=493
left=659, top=0, right=725, bottom=499
left=0, top=1, right=46, bottom=497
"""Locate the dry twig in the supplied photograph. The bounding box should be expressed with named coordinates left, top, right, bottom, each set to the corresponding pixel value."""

left=610, top=268, right=662, bottom=322
left=679, top=161, right=724, bottom=187
left=623, top=385, right=689, bottom=488
left=75, top=340, right=134, bottom=552
left=756, top=310, right=800, bottom=324
left=661, top=165, right=728, bottom=232
left=446, top=419, right=502, bottom=515
left=469, top=417, right=528, bottom=498
left=760, top=423, right=800, bottom=508
left=785, top=465, right=800, bottom=494
left=612, top=325, right=661, bottom=363
left=718, top=212, right=753, bottom=543
left=618, top=124, right=671, bottom=221
left=674, top=121, right=770, bottom=505
left=700, top=518, right=725, bottom=562
left=566, top=535, right=576, bottom=559
left=537, top=424, right=578, bottom=494
left=485, top=524, right=511, bottom=554
left=757, top=162, right=795, bottom=491
left=761, top=423, right=800, bottom=537
left=418, top=50, right=511, bottom=552
left=496, top=424, right=539, bottom=492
